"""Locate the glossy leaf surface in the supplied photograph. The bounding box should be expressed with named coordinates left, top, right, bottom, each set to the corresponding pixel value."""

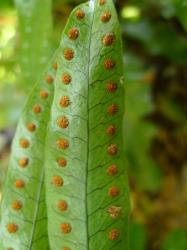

left=45, top=0, right=129, bottom=249
left=0, top=52, right=58, bottom=250
left=0, top=0, right=129, bottom=249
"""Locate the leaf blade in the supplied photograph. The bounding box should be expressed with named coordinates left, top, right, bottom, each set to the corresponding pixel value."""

left=45, top=1, right=130, bottom=249
left=0, top=51, right=58, bottom=250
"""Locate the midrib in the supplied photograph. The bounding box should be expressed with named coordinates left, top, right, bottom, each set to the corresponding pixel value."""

left=28, top=168, right=44, bottom=249
left=85, top=2, right=95, bottom=249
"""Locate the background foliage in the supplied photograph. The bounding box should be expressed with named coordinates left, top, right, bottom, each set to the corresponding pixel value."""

left=0, top=0, right=187, bottom=249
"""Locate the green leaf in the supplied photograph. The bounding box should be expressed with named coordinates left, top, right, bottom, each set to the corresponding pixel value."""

left=171, top=0, right=187, bottom=31
left=14, top=0, right=53, bottom=88
left=123, top=19, right=187, bottom=64
left=124, top=55, right=162, bottom=192
left=45, top=0, right=129, bottom=249
left=0, top=0, right=130, bottom=249
left=162, top=229, right=187, bottom=250
left=0, top=51, right=58, bottom=249
left=130, top=222, right=147, bottom=250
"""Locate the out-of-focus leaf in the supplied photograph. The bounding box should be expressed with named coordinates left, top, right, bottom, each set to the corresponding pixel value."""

left=123, top=19, right=187, bottom=64
left=158, top=96, right=187, bottom=125
left=14, top=0, right=53, bottom=88
left=124, top=54, right=162, bottom=192
left=172, top=0, right=187, bottom=31
left=130, top=222, right=147, bottom=250
left=162, top=229, right=187, bottom=250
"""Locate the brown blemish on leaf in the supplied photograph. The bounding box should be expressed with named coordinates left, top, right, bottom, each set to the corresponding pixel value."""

left=62, top=73, right=72, bottom=85
left=33, top=104, right=42, bottom=114
left=108, top=104, right=118, bottom=115
left=57, top=139, right=69, bottom=150
left=18, top=157, right=29, bottom=168
left=53, top=62, right=58, bottom=70
left=108, top=206, right=122, bottom=219
left=76, top=9, right=85, bottom=19
left=106, top=81, right=118, bottom=93
left=40, top=90, right=49, bottom=99
left=106, top=125, right=116, bottom=136
left=108, top=144, right=118, bottom=156
left=57, top=116, right=69, bottom=129
left=45, top=74, right=54, bottom=84
left=64, top=48, right=74, bottom=61
left=60, top=223, right=72, bottom=234
left=109, top=229, right=120, bottom=240
left=101, top=12, right=112, bottom=23
left=6, top=248, right=14, bottom=250
left=60, top=96, right=70, bottom=107
left=99, top=0, right=106, bottom=5
left=63, top=248, right=71, bottom=250
left=12, top=200, right=22, bottom=210
left=52, top=176, right=63, bottom=187
left=6, top=223, right=18, bottom=234
left=14, top=179, right=25, bottom=189
left=103, top=32, right=115, bottom=46
left=108, top=186, right=120, bottom=197
left=57, top=158, right=67, bottom=167
left=107, top=164, right=118, bottom=176
left=104, top=59, right=115, bottom=70
left=57, top=200, right=68, bottom=212
left=68, top=27, right=79, bottom=40
left=19, top=138, right=29, bottom=148
left=27, top=122, right=36, bottom=132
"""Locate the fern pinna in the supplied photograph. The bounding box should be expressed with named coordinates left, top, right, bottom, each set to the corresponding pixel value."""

left=0, top=1, right=130, bottom=249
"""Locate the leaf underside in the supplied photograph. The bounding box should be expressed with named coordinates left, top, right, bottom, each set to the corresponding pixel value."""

left=0, top=50, right=58, bottom=249
left=0, top=0, right=129, bottom=249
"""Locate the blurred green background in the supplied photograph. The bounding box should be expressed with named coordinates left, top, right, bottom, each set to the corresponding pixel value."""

left=0, top=0, right=187, bottom=249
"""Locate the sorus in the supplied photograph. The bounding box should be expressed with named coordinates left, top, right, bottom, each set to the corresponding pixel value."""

left=102, top=33, right=115, bottom=46
left=57, top=139, right=69, bottom=150
left=33, top=104, right=42, bottom=114
left=57, top=200, right=68, bottom=212
left=57, top=116, right=69, bottom=129
left=11, top=200, right=22, bottom=211
left=59, top=96, right=70, bottom=107
left=76, top=9, right=85, bottom=19
left=57, top=158, right=67, bottom=167
left=60, top=223, right=72, bottom=234
left=101, top=12, right=112, bottom=22
left=52, top=176, right=64, bottom=187
left=39, top=90, right=48, bottom=99
left=104, top=59, right=115, bottom=70
left=63, top=48, right=74, bottom=60
left=62, top=74, right=72, bottom=84
left=108, top=186, right=120, bottom=197
left=107, top=164, right=118, bottom=176
left=109, top=229, right=120, bottom=240
left=107, top=144, right=118, bottom=156
left=106, top=125, right=116, bottom=136
left=6, top=223, right=18, bottom=234
left=108, top=206, right=122, bottom=219
left=108, top=104, right=118, bottom=115
left=18, top=158, right=29, bottom=168
left=52, top=62, right=58, bottom=70
left=19, top=138, right=29, bottom=148
left=27, top=122, right=36, bottom=132
left=14, top=179, right=25, bottom=189
left=45, top=74, right=54, bottom=84
left=68, top=27, right=79, bottom=40
left=106, top=81, right=118, bottom=93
